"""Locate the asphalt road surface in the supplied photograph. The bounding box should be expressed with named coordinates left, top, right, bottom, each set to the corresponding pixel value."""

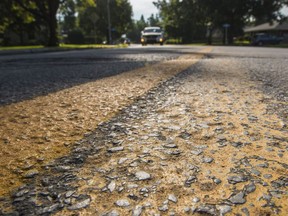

left=0, top=45, right=191, bottom=105
left=0, top=45, right=287, bottom=215
left=0, top=45, right=287, bottom=105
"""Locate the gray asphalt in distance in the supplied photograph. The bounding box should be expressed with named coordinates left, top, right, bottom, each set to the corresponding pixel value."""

left=0, top=46, right=203, bottom=106
left=210, top=46, right=288, bottom=101
left=0, top=45, right=287, bottom=107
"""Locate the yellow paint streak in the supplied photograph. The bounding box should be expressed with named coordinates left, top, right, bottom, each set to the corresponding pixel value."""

left=0, top=48, right=211, bottom=197
left=53, top=56, right=287, bottom=215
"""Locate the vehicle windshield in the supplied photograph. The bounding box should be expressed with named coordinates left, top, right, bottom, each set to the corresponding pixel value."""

left=144, top=29, right=161, bottom=33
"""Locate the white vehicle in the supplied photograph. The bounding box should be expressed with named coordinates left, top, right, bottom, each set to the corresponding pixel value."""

left=141, top=27, right=165, bottom=46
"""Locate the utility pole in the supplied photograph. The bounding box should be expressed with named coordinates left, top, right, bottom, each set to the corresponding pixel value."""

left=107, top=0, right=112, bottom=44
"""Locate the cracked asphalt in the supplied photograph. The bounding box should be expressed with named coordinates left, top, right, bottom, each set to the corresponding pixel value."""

left=0, top=45, right=287, bottom=216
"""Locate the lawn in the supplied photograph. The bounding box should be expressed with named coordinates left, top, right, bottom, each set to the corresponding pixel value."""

left=0, top=44, right=127, bottom=51
left=0, top=45, right=44, bottom=50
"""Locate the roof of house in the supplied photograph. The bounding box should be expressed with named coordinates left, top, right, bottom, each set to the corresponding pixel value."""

left=244, top=21, right=288, bottom=32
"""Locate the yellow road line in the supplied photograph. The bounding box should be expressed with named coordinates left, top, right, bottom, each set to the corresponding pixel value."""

left=0, top=48, right=212, bottom=197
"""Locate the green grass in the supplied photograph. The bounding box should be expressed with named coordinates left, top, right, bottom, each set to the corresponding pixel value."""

left=60, top=43, right=128, bottom=49
left=234, top=40, right=251, bottom=45
left=0, top=45, right=44, bottom=50
left=0, top=43, right=127, bottom=51
left=1, top=42, right=286, bottom=50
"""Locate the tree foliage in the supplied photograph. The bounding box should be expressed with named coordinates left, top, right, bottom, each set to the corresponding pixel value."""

left=11, top=0, right=62, bottom=46
left=59, top=0, right=77, bottom=33
left=154, top=0, right=287, bottom=44
left=1, top=0, right=132, bottom=46
left=0, top=0, right=40, bottom=45
left=127, top=15, right=148, bottom=42
left=77, top=0, right=132, bottom=43
left=0, top=0, right=63, bottom=46
left=147, top=14, right=161, bottom=26
left=2, top=0, right=286, bottom=46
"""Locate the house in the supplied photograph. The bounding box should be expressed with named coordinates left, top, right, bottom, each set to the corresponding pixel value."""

left=244, top=21, right=288, bottom=41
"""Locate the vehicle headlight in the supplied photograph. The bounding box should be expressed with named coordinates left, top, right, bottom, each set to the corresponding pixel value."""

left=159, top=38, right=163, bottom=42
left=141, top=38, right=145, bottom=42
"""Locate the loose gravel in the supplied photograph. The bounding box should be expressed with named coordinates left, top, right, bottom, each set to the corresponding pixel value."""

left=0, top=47, right=287, bottom=215
left=0, top=51, right=206, bottom=203
left=1, top=49, right=287, bottom=215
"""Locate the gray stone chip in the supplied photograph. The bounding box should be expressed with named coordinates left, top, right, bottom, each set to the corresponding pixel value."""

left=132, top=205, right=143, bottom=216
left=245, top=182, right=256, bottom=194
left=228, top=192, right=246, bottom=204
left=39, top=204, right=62, bottom=214
left=108, top=147, right=124, bottom=153
left=135, top=171, right=151, bottom=181
left=158, top=204, right=169, bottom=212
left=102, top=210, right=120, bottom=216
left=227, top=175, right=248, bottom=184
left=191, top=149, right=203, bottom=156
left=163, top=143, right=178, bottom=148
left=193, top=205, right=217, bottom=215
left=115, top=199, right=130, bottom=207
left=217, top=205, right=232, bottom=216
left=185, top=175, right=197, bottom=187
left=24, top=169, right=39, bottom=178
left=202, top=157, right=214, bottom=163
left=168, top=194, right=178, bottom=203
left=68, top=198, right=91, bottom=210
left=108, top=181, right=116, bottom=192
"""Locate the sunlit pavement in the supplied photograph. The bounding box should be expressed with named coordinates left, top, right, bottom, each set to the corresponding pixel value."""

left=0, top=46, right=287, bottom=215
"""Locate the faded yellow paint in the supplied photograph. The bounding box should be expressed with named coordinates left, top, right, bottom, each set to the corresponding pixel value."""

left=55, top=56, right=287, bottom=215
left=0, top=48, right=210, bottom=198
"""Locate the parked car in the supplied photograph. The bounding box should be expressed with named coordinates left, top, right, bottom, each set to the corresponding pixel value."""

left=251, top=33, right=283, bottom=46
left=141, top=27, right=165, bottom=46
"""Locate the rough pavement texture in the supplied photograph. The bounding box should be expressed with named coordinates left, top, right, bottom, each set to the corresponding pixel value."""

left=0, top=50, right=181, bottom=106
left=243, top=58, right=288, bottom=122
left=0, top=52, right=206, bottom=198
left=1, top=51, right=287, bottom=215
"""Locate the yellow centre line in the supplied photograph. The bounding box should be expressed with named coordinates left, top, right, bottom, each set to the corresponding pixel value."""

left=0, top=47, right=212, bottom=197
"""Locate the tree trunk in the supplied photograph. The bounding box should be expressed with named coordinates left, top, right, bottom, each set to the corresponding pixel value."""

left=47, top=0, right=59, bottom=46
left=47, top=16, right=58, bottom=46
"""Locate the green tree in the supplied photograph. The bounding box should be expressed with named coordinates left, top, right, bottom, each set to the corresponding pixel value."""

left=1, top=0, right=108, bottom=46
left=138, top=15, right=148, bottom=30
left=0, top=0, right=40, bottom=45
left=0, top=0, right=12, bottom=34
left=154, top=0, right=207, bottom=43
left=59, top=0, right=77, bottom=33
left=154, top=0, right=287, bottom=44
left=202, top=0, right=286, bottom=44
left=78, top=0, right=132, bottom=43
left=153, top=0, right=181, bottom=41
left=127, top=15, right=148, bottom=42
left=250, top=0, right=286, bottom=24
left=13, top=0, right=62, bottom=46
left=148, top=14, right=161, bottom=26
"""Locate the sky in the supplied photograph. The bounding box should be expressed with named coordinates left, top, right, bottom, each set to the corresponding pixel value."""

left=130, top=0, right=159, bottom=20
